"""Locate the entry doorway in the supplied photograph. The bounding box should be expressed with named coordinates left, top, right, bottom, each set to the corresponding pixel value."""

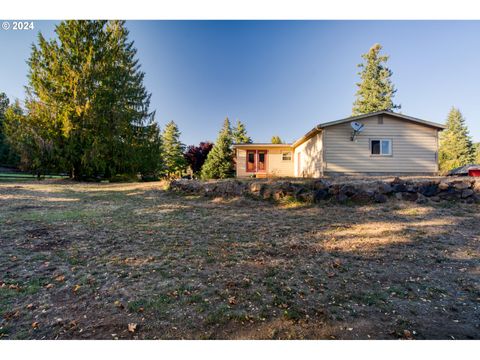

left=246, top=150, right=268, bottom=173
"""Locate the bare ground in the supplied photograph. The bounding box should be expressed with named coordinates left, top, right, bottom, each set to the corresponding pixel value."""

left=0, top=180, right=479, bottom=340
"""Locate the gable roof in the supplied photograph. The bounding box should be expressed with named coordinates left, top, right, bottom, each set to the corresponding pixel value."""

left=318, top=111, right=446, bottom=130
left=293, top=111, right=446, bottom=148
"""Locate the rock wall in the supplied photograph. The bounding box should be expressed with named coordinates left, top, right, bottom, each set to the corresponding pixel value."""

left=169, top=177, right=480, bottom=205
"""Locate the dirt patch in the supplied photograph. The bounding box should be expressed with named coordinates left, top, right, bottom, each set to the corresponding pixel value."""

left=0, top=180, right=479, bottom=339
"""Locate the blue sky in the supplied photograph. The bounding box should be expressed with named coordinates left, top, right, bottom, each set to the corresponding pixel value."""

left=1, top=20, right=479, bottom=144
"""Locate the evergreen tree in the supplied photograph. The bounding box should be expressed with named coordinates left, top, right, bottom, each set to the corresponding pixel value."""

left=15, top=20, right=155, bottom=179
left=135, top=122, right=164, bottom=180
left=162, top=120, right=186, bottom=177
left=475, top=143, right=480, bottom=163
left=0, top=92, right=19, bottom=167
left=201, top=117, right=234, bottom=179
left=352, top=43, right=400, bottom=115
left=271, top=135, right=283, bottom=144
left=439, top=107, right=475, bottom=172
left=232, top=119, right=251, bottom=144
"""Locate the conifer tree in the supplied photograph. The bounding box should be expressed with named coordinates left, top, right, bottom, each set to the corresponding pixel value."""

left=135, top=122, right=164, bottom=180
left=352, top=43, right=400, bottom=115
left=271, top=135, right=283, bottom=144
left=162, top=121, right=186, bottom=177
left=232, top=119, right=251, bottom=144
left=13, top=20, right=156, bottom=179
left=439, top=107, right=475, bottom=171
left=475, top=143, right=480, bottom=163
left=201, top=117, right=234, bottom=179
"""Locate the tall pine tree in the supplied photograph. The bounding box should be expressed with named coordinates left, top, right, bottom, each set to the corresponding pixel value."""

left=162, top=121, right=186, bottom=177
left=439, top=107, right=475, bottom=171
left=352, top=43, right=400, bottom=115
left=201, top=117, right=234, bottom=179
left=232, top=119, right=251, bottom=144
left=12, top=20, right=156, bottom=179
left=475, top=143, right=480, bottom=164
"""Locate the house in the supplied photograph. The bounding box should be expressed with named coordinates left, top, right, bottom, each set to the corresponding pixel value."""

left=233, top=111, right=446, bottom=177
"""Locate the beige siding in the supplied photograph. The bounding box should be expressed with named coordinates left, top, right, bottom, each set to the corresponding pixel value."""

left=236, top=147, right=294, bottom=177
left=293, top=133, right=323, bottom=177
left=323, top=114, right=439, bottom=174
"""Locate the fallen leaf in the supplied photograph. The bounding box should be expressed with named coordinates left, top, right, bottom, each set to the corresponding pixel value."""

left=228, top=296, right=237, bottom=305
left=55, top=275, right=65, bottom=282
left=31, top=322, right=39, bottom=329
left=73, top=285, right=81, bottom=293
left=3, top=310, right=20, bottom=320
left=26, top=303, right=34, bottom=310
left=8, top=284, right=20, bottom=291
left=45, top=283, right=54, bottom=289
left=403, top=329, right=412, bottom=339
left=114, top=300, right=124, bottom=309
left=128, top=323, right=137, bottom=333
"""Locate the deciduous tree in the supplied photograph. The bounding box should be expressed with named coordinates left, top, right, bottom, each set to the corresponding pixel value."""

left=184, top=141, right=213, bottom=175
left=3, top=100, right=60, bottom=176
left=0, top=92, right=20, bottom=167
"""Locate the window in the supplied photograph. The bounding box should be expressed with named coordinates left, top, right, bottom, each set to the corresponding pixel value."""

left=282, top=151, right=292, bottom=161
left=371, top=139, right=392, bottom=156
left=247, top=151, right=255, bottom=172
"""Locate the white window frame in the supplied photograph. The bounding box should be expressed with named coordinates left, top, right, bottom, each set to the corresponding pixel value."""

left=370, top=139, right=392, bottom=156
left=282, top=151, right=292, bottom=161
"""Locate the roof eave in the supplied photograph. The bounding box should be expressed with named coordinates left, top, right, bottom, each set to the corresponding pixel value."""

left=316, top=111, right=446, bottom=130
left=232, top=143, right=293, bottom=148
left=292, top=126, right=322, bottom=148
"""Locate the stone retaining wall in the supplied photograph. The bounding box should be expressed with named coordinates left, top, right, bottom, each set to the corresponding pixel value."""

left=169, top=177, right=480, bottom=204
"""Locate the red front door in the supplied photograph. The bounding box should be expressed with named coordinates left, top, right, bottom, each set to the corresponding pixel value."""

left=246, top=150, right=268, bottom=173
left=246, top=150, right=256, bottom=172
left=257, top=151, right=267, bottom=172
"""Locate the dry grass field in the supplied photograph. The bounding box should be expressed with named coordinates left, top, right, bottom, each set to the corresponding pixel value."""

left=0, top=180, right=479, bottom=339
